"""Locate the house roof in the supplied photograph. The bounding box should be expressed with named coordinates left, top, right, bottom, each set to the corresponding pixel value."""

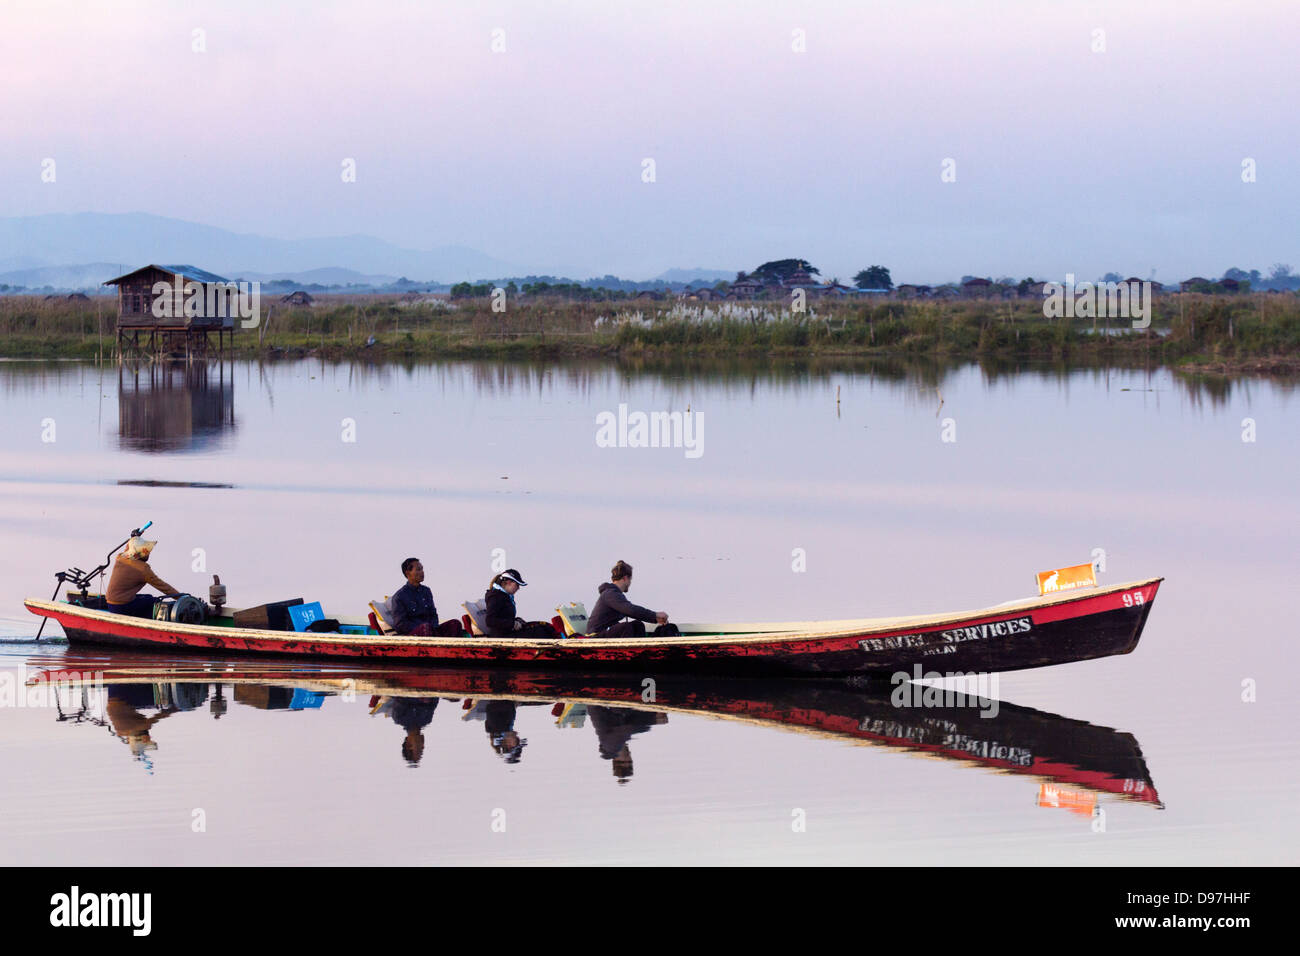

left=103, top=264, right=232, bottom=286
left=784, top=271, right=820, bottom=285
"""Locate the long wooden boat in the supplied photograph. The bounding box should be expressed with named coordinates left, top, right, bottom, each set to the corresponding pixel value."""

left=28, top=653, right=1162, bottom=806
left=24, top=575, right=1161, bottom=677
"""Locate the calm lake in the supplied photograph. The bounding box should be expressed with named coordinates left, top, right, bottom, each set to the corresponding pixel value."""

left=0, top=357, right=1295, bottom=865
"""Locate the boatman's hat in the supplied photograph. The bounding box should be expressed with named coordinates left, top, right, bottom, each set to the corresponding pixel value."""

left=500, top=569, right=527, bottom=586
left=126, top=537, right=157, bottom=557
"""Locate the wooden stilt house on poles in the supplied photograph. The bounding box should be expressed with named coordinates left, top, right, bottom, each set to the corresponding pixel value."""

left=104, top=264, right=238, bottom=361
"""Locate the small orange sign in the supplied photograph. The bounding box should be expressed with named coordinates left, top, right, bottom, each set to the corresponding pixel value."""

left=1037, top=784, right=1098, bottom=816
left=1035, top=562, right=1097, bottom=596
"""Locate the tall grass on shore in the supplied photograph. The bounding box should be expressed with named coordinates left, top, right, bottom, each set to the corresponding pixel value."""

left=2, top=292, right=1297, bottom=369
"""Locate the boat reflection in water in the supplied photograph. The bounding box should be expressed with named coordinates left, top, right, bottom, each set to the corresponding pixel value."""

left=27, top=653, right=1162, bottom=808
left=118, top=360, right=236, bottom=453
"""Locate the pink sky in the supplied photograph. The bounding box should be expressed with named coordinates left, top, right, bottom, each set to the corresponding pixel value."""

left=3, top=0, right=1297, bottom=281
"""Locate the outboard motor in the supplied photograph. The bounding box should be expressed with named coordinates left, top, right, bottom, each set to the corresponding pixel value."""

left=154, top=594, right=207, bottom=625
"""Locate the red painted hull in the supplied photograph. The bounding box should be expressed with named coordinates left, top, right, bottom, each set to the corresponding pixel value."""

left=25, top=577, right=1161, bottom=677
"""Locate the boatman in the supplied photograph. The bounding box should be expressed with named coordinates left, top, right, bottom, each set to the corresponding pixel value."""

left=105, top=537, right=181, bottom=617
left=391, top=558, right=466, bottom=636
left=587, top=560, right=679, bottom=638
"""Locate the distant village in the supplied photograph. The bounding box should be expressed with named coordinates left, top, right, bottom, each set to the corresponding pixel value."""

left=5, top=258, right=1296, bottom=305
left=449, top=260, right=1296, bottom=303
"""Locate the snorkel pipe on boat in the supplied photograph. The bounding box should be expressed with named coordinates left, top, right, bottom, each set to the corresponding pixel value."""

left=36, top=520, right=152, bottom=642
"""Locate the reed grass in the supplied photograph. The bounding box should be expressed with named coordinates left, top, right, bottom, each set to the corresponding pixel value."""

left=1, top=292, right=1297, bottom=370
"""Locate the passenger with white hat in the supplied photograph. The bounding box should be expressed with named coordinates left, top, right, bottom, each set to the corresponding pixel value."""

left=105, top=537, right=181, bottom=617
left=483, top=568, right=558, bottom=640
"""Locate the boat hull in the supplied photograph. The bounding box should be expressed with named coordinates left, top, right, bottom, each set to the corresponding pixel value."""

left=25, top=577, right=1161, bottom=677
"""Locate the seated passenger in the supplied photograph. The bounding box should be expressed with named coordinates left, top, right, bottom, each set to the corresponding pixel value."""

left=105, top=538, right=180, bottom=617
left=587, top=560, right=679, bottom=638
left=483, top=569, right=558, bottom=640
left=391, top=558, right=466, bottom=637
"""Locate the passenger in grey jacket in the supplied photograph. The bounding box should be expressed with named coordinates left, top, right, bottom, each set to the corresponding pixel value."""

left=587, top=560, right=679, bottom=638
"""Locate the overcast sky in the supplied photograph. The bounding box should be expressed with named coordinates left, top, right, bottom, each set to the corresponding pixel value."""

left=4, top=0, right=1297, bottom=282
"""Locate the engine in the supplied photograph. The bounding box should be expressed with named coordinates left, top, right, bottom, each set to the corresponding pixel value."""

left=152, top=594, right=208, bottom=625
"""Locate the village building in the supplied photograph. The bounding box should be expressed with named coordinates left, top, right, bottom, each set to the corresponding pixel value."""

left=728, top=275, right=767, bottom=298
left=818, top=282, right=855, bottom=298
left=782, top=267, right=822, bottom=290
left=104, top=264, right=239, bottom=360
left=677, top=287, right=722, bottom=302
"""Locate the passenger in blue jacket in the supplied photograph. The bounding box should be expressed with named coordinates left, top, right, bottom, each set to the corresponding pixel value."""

left=391, top=558, right=465, bottom=636
left=587, top=560, right=679, bottom=638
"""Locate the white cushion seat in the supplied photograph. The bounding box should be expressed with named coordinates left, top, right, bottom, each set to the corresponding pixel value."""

left=462, top=599, right=489, bottom=636
left=369, top=597, right=397, bottom=635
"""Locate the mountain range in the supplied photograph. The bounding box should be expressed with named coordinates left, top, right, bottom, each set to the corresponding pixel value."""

left=0, top=213, right=732, bottom=292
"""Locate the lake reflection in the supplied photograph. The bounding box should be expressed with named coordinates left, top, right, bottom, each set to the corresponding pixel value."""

left=27, top=653, right=1161, bottom=806
left=117, top=359, right=236, bottom=453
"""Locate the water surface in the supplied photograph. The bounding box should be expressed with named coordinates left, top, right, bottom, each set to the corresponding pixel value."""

left=0, top=357, right=1294, bottom=864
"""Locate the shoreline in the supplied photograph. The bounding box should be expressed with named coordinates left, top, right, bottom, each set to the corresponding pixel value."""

left=2, top=337, right=1295, bottom=377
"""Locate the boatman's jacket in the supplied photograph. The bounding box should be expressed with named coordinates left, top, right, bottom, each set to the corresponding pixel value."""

left=391, top=582, right=441, bottom=635
left=106, top=554, right=179, bottom=606
left=587, top=582, right=658, bottom=633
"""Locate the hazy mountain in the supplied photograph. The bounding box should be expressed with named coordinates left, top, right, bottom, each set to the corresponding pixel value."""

left=0, top=212, right=519, bottom=284
left=0, top=262, right=418, bottom=293
left=233, top=267, right=403, bottom=287
left=0, top=263, right=127, bottom=291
